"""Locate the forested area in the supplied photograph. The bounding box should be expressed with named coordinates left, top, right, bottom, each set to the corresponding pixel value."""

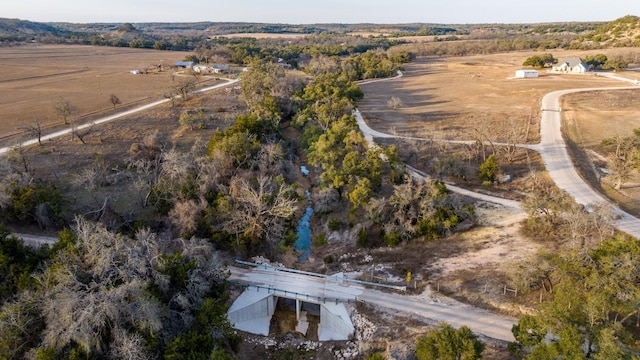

left=0, top=32, right=475, bottom=357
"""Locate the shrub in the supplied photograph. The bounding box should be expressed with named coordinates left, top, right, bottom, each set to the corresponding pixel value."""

left=313, top=233, right=328, bottom=246
left=328, top=217, right=342, bottom=231
left=357, top=227, right=368, bottom=247
left=478, top=154, right=499, bottom=185
left=415, top=323, right=484, bottom=360
left=384, top=230, right=401, bottom=247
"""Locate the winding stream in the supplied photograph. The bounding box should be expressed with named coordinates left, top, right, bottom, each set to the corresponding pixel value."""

left=294, top=190, right=313, bottom=262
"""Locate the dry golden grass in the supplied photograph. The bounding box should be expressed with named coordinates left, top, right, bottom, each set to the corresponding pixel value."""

left=358, top=48, right=640, bottom=214
left=0, top=44, right=193, bottom=138
left=562, top=87, right=640, bottom=214
left=358, top=49, right=633, bottom=145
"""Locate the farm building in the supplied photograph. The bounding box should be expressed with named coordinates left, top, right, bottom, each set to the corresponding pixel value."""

left=213, top=64, right=230, bottom=74
left=191, top=64, right=230, bottom=74
left=175, top=61, right=196, bottom=68
left=515, top=70, right=539, bottom=78
left=552, top=57, right=589, bottom=74
left=193, top=64, right=213, bottom=73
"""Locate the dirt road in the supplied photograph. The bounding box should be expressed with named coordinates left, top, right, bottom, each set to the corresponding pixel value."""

left=0, top=79, right=239, bottom=155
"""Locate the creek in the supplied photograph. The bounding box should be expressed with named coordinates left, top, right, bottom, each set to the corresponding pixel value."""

left=294, top=190, right=313, bottom=262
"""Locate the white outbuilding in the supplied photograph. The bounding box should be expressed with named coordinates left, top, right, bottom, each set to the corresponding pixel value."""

left=515, top=69, right=539, bottom=78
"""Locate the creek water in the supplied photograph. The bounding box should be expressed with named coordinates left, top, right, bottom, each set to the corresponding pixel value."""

left=294, top=190, right=313, bottom=262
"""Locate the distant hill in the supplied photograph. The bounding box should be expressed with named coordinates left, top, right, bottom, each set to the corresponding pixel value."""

left=0, top=18, right=70, bottom=40
left=578, top=15, right=640, bottom=47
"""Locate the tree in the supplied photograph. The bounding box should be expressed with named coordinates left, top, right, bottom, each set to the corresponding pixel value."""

left=222, top=175, right=297, bottom=251
left=0, top=219, right=236, bottom=359
left=171, top=77, right=197, bottom=102
left=19, top=118, right=44, bottom=146
left=387, top=96, right=403, bottom=110
left=415, top=323, right=484, bottom=360
left=53, top=99, right=73, bottom=125
left=478, top=154, right=499, bottom=184
left=583, top=54, right=608, bottom=69
left=109, top=94, right=121, bottom=109
left=511, top=235, right=640, bottom=359
left=603, top=56, right=628, bottom=71
left=523, top=53, right=557, bottom=68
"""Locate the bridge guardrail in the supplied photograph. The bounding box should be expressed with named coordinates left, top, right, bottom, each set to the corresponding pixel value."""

left=233, top=259, right=406, bottom=292
left=228, top=280, right=356, bottom=304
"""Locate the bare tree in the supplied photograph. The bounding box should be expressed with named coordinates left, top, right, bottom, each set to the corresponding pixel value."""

left=73, top=123, right=94, bottom=144
left=387, top=96, right=403, bottom=110
left=109, top=94, right=121, bottom=109
left=223, top=175, right=297, bottom=248
left=171, top=77, right=197, bottom=102
left=19, top=118, right=44, bottom=146
left=8, top=145, right=32, bottom=176
left=53, top=99, right=73, bottom=125
left=602, top=134, right=639, bottom=190
left=168, top=198, right=207, bottom=238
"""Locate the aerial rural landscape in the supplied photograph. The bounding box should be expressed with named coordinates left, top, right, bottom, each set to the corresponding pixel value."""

left=1, top=1, right=640, bottom=359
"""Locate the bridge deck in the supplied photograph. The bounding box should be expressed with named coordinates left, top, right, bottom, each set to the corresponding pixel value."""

left=228, top=266, right=363, bottom=304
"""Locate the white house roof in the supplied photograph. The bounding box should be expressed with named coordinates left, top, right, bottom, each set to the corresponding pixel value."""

left=557, top=57, right=587, bottom=68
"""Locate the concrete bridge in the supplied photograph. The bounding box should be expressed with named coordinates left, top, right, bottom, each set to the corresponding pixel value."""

left=227, top=262, right=376, bottom=341
left=228, top=261, right=517, bottom=342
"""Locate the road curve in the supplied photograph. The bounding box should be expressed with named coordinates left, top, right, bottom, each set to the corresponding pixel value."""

left=357, top=71, right=640, bottom=239
left=0, top=79, right=239, bottom=155
left=527, top=85, right=640, bottom=238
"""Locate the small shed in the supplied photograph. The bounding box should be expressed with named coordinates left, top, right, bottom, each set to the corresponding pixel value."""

left=515, top=69, right=539, bottom=78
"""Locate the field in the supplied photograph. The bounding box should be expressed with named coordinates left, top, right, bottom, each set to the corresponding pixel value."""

left=562, top=87, right=640, bottom=213
left=357, top=49, right=639, bottom=144
left=358, top=49, right=640, bottom=196
left=0, top=44, right=198, bottom=140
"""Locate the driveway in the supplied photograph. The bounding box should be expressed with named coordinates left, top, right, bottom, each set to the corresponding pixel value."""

left=357, top=72, right=640, bottom=238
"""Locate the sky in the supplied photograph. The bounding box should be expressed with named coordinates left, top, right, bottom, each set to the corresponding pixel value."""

left=3, top=0, right=638, bottom=24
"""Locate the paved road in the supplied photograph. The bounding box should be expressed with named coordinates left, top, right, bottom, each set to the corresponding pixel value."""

left=229, top=265, right=516, bottom=342
left=357, top=72, right=640, bottom=238
left=526, top=85, right=640, bottom=238
left=0, top=78, right=239, bottom=155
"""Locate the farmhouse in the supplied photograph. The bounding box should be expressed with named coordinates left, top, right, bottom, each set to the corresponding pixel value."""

left=552, top=57, right=589, bottom=74
left=515, top=69, right=539, bottom=78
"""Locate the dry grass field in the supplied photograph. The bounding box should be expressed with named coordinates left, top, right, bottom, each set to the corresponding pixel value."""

left=357, top=49, right=637, bottom=145
left=358, top=49, right=640, bottom=197
left=562, top=86, right=640, bottom=213
left=0, top=44, right=198, bottom=139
